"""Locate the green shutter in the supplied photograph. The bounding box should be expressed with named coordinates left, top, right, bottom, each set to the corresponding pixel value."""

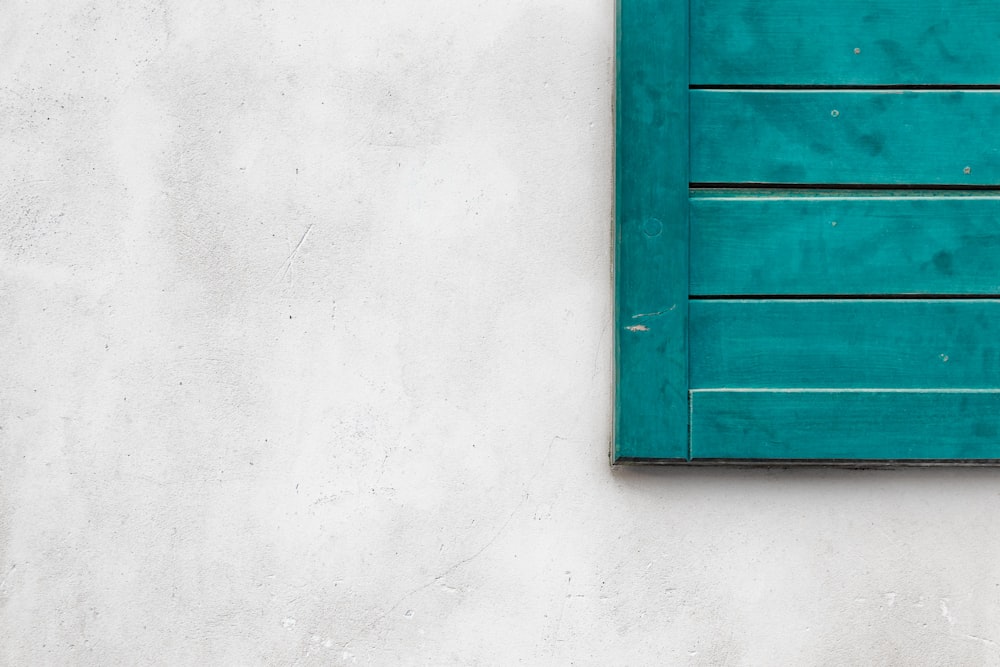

left=614, top=0, right=1000, bottom=463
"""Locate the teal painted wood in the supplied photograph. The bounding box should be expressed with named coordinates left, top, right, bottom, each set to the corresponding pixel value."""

left=690, top=300, right=1000, bottom=389
left=690, top=192, right=1000, bottom=295
left=691, top=91, right=1000, bottom=185
left=613, top=0, right=689, bottom=461
left=691, top=0, right=1000, bottom=86
left=691, top=390, right=1000, bottom=460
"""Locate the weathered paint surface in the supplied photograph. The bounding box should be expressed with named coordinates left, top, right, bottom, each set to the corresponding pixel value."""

left=3, top=0, right=1000, bottom=664
left=690, top=300, right=1000, bottom=389
left=692, top=0, right=1000, bottom=85
left=614, top=0, right=689, bottom=460
left=629, top=1, right=1000, bottom=463
left=691, top=90, right=1000, bottom=186
left=691, top=192, right=1000, bottom=296
left=692, top=390, right=1000, bottom=460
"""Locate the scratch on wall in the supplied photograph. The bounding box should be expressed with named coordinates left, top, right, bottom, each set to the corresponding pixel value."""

left=275, top=224, right=314, bottom=282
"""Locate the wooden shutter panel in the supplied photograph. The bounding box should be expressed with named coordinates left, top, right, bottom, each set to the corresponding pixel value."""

left=614, top=0, right=1000, bottom=463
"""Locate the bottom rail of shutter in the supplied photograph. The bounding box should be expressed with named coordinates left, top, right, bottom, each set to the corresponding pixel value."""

left=690, top=389, right=1000, bottom=462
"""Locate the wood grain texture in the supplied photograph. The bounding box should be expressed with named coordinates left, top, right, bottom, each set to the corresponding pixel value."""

left=691, top=390, right=1000, bottom=460
left=614, top=0, right=689, bottom=461
left=690, top=300, right=1000, bottom=389
left=691, top=90, right=1000, bottom=185
left=691, top=0, right=1000, bottom=85
left=690, top=192, right=1000, bottom=295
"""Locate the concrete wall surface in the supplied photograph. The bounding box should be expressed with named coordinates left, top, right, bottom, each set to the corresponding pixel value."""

left=2, top=1, right=1000, bottom=664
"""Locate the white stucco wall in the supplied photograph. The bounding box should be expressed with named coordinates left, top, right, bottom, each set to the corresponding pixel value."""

left=2, top=1, right=1000, bottom=664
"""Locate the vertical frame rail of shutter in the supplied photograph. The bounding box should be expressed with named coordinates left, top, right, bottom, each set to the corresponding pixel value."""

left=613, top=0, right=690, bottom=462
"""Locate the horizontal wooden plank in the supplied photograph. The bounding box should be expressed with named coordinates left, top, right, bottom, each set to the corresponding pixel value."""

left=691, top=0, right=1000, bottom=86
left=690, top=193, right=1000, bottom=295
left=690, top=300, right=1000, bottom=388
left=691, top=390, right=1000, bottom=460
left=691, top=91, right=1000, bottom=185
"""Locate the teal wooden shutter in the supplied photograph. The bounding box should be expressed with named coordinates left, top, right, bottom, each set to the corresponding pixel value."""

left=614, top=0, right=1000, bottom=463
